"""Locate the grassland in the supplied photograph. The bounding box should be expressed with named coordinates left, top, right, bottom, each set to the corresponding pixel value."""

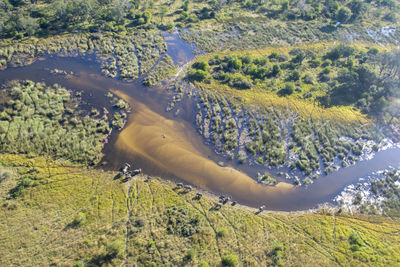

left=0, top=153, right=399, bottom=266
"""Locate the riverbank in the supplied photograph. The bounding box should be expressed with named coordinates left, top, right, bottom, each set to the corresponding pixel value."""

left=1, top=153, right=399, bottom=266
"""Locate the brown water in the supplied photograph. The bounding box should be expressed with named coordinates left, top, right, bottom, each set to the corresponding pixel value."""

left=1, top=42, right=400, bottom=211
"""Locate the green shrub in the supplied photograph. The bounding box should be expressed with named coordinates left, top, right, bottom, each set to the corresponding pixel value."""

left=192, top=61, right=210, bottom=71
left=185, top=248, right=196, bottom=261
left=72, top=212, right=87, bottom=227
left=279, top=83, right=295, bottom=96
left=106, top=240, right=125, bottom=258
left=287, top=70, right=301, bottom=81
left=188, top=69, right=211, bottom=82
left=222, top=253, right=239, bottom=266
left=217, top=228, right=228, bottom=237
left=302, top=73, right=314, bottom=84
left=337, top=7, right=352, bottom=23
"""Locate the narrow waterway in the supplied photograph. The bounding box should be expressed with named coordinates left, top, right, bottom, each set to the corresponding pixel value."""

left=1, top=35, right=400, bottom=211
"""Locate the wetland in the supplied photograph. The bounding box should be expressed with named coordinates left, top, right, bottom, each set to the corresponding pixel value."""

left=1, top=34, right=399, bottom=211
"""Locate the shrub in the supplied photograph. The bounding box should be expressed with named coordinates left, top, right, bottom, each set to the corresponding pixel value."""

left=199, top=261, right=210, bottom=267
left=302, top=73, right=314, bottom=84
left=337, top=7, right=352, bottom=23
left=324, top=44, right=355, bottom=61
left=278, top=83, right=295, bottom=96
left=185, top=248, right=196, bottom=261
left=228, top=57, right=243, bottom=70
left=106, top=240, right=125, bottom=258
left=287, top=70, right=301, bottom=81
left=309, top=58, right=321, bottom=68
left=349, top=233, right=363, bottom=251
left=270, top=64, right=281, bottom=77
left=217, top=228, right=228, bottom=237
left=72, top=212, right=87, bottom=227
left=222, top=253, right=239, bottom=266
left=321, top=59, right=332, bottom=67
left=272, top=244, right=283, bottom=265
left=188, top=69, right=211, bottom=82
left=192, top=61, right=210, bottom=71
left=73, top=261, right=85, bottom=267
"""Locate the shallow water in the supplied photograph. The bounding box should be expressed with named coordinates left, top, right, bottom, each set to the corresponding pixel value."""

left=1, top=37, right=400, bottom=211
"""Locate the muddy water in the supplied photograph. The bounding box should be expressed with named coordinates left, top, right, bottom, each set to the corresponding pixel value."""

left=1, top=42, right=400, bottom=211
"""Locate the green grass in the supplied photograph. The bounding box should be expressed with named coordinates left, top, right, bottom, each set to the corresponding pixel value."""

left=1, top=153, right=400, bottom=266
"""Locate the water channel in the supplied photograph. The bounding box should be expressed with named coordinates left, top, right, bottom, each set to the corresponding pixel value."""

left=1, top=34, right=400, bottom=211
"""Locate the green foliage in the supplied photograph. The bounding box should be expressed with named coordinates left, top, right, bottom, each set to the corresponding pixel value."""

left=217, top=228, right=228, bottom=237
left=188, top=69, right=211, bottom=82
left=166, top=207, right=201, bottom=237
left=106, top=240, right=125, bottom=258
left=185, top=248, right=196, bottom=261
left=222, top=253, right=239, bottom=266
left=193, top=61, right=210, bottom=71
left=349, top=233, right=363, bottom=251
left=0, top=81, right=112, bottom=164
left=337, top=7, right=352, bottom=23
left=279, top=82, right=294, bottom=96
left=72, top=212, right=87, bottom=227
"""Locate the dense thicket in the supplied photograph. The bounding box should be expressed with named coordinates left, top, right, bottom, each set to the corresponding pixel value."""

left=189, top=45, right=400, bottom=120
left=0, top=0, right=399, bottom=39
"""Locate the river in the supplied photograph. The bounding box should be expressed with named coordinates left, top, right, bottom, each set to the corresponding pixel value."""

left=0, top=33, right=399, bottom=211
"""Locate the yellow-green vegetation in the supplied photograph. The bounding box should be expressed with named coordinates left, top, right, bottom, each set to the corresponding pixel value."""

left=1, top=153, right=400, bottom=266
left=0, top=80, right=111, bottom=164
left=185, top=42, right=400, bottom=178
left=193, top=86, right=384, bottom=179
left=189, top=42, right=399, bottom=123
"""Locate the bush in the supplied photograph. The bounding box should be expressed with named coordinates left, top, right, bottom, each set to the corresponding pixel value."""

left=222, top=253, right=239, bottom=266
left=188, top=69, right=211, bottom=82
left=337, top=7, right=352, bottom=23
left=228, top=57, right=243, bottom=70
left=72, top=212, right=87, bottom=227
left=217, top=228, right=228, bottom=237
left=106, top=240, right=125, bottom=258
left=287, top=70, right=301, bottom=81
left=324, top=44, right=355, bottom=61
left=185, top=248, right=196, bottom=261
left=302, top=73, right=314, bottom=84
left=278, top=83, right=295, bottom=96
left=270, top=64, right=281, bottom=77
left=192, top=61, right=210, bottom=71
left=349, top=233, right=363, bottom=251
left=309, top=58, right=321, bottom=68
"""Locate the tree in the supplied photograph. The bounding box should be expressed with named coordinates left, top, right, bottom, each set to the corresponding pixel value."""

left=159, top=5, right=168, bottom=23
left=280, top=0, right=289, bottom=11
left=142, top=10, right=152, bottom=24
left=188, top=69, right=211, bottom=82
left=289, top=48, right=306, bottom=64
left=347, top=0, right=367, bottom=20
left=279, top=83, right=295, bottom=96
left=270, top=64, right=281, bottom=77
left=192, top=61, right=210, bottom=71
left=18, top=17, right=39, bottom=36
left=337, top=7, right=352, bottom=23
left=228, top=57, right=242, bottom=70
left=386, top=99, right=400, bottom=124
